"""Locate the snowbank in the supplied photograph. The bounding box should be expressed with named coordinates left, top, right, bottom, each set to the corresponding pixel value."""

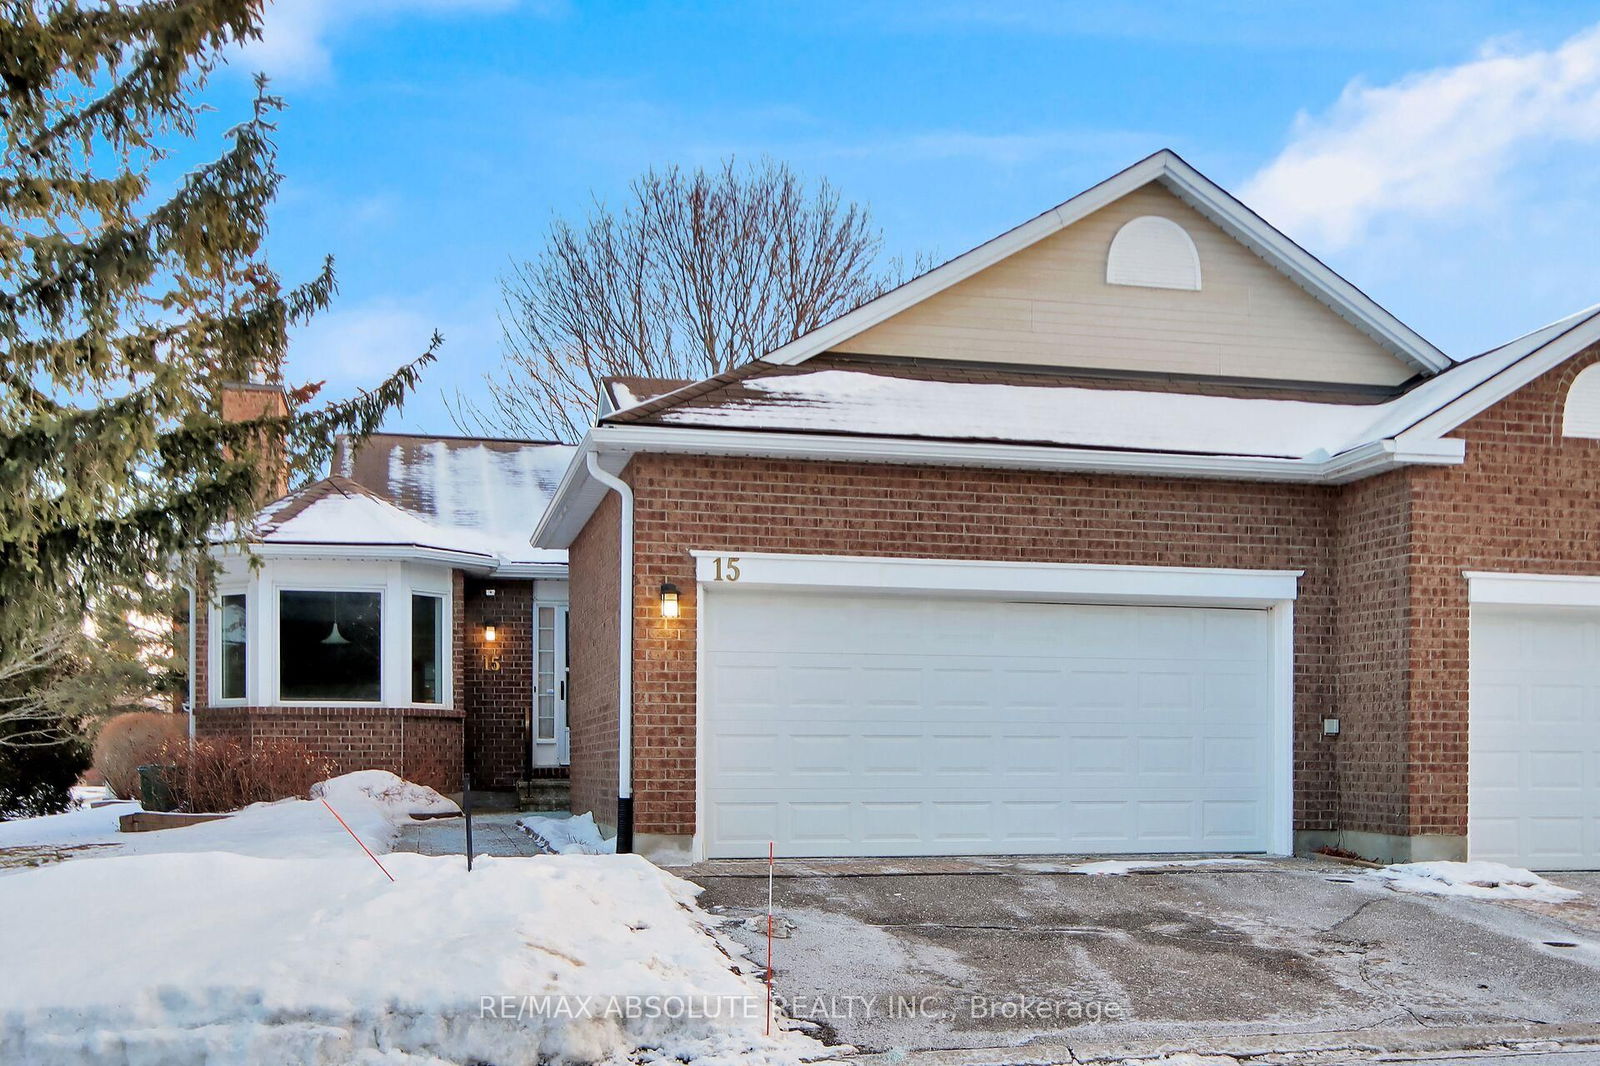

left=313, top=769, right=459, bottom=820
left=1370, top=860, right=1582, bottom=902
left=0, top=771, right=455, bottom=871
left=0, top=851, right=823, bottom=1066
left=519, top=811, right=617, bottom=855
left=1067, top=858, right=1264, bottom=876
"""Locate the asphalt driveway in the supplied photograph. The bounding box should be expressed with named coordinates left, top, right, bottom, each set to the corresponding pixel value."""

left=692, top=859, right=1600, bottom=1058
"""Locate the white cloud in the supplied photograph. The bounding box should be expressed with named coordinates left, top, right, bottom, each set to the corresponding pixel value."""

left=1243, top=23, right=1600, bottom=249
left=237, top=0, right=533, bottom=83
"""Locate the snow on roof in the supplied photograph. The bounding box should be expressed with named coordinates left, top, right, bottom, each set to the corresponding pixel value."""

left=251, top=478, right=499, bottom=562
left=362, top=436, right=573, bottom=566
left=614, top=303, right=1600, bottom=461
left=234, top=433, right=578, bottom=573
left=633, top=369, right=1384, bottom=459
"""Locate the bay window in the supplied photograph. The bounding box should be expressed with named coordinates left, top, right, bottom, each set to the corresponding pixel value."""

left=279, top=590, right=383, bottom=702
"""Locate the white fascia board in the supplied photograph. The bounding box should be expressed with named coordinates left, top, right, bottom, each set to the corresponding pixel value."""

left=489, top=561, right=570, bottom=579
left=531, top=423, right=1467, bottom=548
left=1318, top=437, right=1465, bottom=483
left=1466, top=571, right=1600, bottom=608
left=692, top=550, right=1302, bottom=607
left=1395, top=309, right=1600, bottom=446
left=237, top=541, right=498, bottom=573
left=760, top=149, right=1446, bottom=375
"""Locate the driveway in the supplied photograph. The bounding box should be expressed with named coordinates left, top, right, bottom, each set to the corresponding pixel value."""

left=691, top=859, right=1600, bottom=1058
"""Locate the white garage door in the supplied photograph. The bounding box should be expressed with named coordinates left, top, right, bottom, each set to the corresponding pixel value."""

left=702, top=590, right=1277, bottom=858
left=1471, top=606, right=1600, bottom=870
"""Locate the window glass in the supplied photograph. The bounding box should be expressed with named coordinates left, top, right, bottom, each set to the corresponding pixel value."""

left=536, top=605, right=558, bottom=739
left=279, top=591, right=381, bottom=701
left=412, top=594, right=443, bottom=704
left=220, top=594, right=247, bottom=700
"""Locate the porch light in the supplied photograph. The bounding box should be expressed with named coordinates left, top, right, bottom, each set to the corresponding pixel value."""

left=659, top=583, right=680, bottom=619
left=483, top=621, right=498, bottom=643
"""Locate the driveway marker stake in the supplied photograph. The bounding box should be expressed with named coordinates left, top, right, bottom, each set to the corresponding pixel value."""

left=766, top=840, right=775, bottom=1036
left=321, top=797, right=395, bottom=882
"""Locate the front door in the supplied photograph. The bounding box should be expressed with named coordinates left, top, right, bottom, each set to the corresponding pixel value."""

left=534, top=601, right=569, bottom=768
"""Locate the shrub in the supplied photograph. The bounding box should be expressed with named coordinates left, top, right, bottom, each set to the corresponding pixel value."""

left=0, top=735, right=91, bottom=819
left=91, top=712, right=185, bottom=799
left=156, top=736, right=335, bottom=813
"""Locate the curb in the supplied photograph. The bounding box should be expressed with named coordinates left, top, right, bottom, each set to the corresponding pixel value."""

left=848, top=1021, right=1600, bottom=1065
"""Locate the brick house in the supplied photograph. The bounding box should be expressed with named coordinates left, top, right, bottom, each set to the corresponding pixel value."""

left=190, top=428, right=575, bottom=793
left=531, top=150, right=1600, bottom=869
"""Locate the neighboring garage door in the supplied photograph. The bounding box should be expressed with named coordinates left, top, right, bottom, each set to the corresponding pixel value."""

left=702, top=589, right=1277, bottom=858
left=1471, top=605, right=1600, bottom=870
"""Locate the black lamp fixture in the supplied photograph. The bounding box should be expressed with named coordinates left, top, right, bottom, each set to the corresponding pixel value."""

left=659, top=582, right=680, bottom=619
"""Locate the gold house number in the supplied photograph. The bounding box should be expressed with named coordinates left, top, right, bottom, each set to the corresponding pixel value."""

left=711, top=556, right=742, bottom=582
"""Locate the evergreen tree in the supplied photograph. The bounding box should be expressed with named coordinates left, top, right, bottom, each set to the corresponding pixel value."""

left=1, top=1, right=439, bottom=760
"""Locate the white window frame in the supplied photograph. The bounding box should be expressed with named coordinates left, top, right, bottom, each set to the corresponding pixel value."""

left=275, top=585, right=388, bottom=706
left=410, top=591, right=448, bottom=706
left=208, top=586, right=251, bottom=706
left=688, top=551, right=1301, bottom=863
left=206, top=556, right=453, bottom=708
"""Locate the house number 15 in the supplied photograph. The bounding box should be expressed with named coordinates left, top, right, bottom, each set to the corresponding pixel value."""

left=712, top=556, right=742, bottom=582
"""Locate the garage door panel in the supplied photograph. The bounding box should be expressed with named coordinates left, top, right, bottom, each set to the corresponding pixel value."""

left=1471, top=605, right=1600, bottom=870
left=706, top=590, right=1277, bottom=858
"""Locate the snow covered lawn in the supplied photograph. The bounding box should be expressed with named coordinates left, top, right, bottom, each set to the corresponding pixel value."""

left=0, top=773, right=824, bottom=1065
left=0, top=769, right=455, bottom=871
left=1369, top=860, right=1583, bottom=903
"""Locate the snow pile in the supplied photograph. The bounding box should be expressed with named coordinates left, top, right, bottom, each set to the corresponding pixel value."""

left=0, top=771, right=450, bottom=871
left=1067, top=858, right=1265, bottom=876
left=1370, top=861, right=1582, bottom=902
left=0, top=851, right=824, bottom=1066
left=519, top=811, right=617, bottom=855
left=313, top=768, right=459, bottom=819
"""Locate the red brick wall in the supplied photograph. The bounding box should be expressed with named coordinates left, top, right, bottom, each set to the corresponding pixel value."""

left=1401, top=344, right=1600, bottom=836
left=461, top=578, right=534, bottom=789
left=194, top=704, right=463, bottom=793
left=568, top=491, right=621, bottom=826
left=1331, top=471, right=1414, bottom=837
left=599, top=455, right=1342, bottom=836
left=561, top=348, right=1600, bottom=845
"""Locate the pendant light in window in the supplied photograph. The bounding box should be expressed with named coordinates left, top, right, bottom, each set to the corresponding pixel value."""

left=322, top=597, right=351, bottom=645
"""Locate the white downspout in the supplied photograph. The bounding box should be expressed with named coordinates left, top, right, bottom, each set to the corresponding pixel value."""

left=585, top=451, right=635, bottom=853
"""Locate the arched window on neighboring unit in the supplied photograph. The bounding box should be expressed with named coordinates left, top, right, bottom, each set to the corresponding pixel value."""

left=1564, top=363, right=1600, bottom=439
left=1105, top=215, right=1202, bottom=291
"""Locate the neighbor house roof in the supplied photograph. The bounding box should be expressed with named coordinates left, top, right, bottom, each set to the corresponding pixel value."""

left=221, top=434, right=576, bottom=576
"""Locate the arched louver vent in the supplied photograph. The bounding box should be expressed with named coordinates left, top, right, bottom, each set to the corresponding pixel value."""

left=1106, top=215, right=1202, bottom=291
left=1564, top=363, right=1600, bottom=439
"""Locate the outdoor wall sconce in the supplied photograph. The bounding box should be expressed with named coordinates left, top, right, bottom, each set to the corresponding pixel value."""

left=659, top=583, right=680, bottom=619
left=483, top=621, right=498, bottom=643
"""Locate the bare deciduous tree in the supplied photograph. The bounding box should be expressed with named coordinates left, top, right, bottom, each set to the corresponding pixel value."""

left=453, top=158, right=922, bottom=442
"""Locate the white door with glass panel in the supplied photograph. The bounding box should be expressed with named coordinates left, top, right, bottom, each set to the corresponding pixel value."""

left=534, top=602, right=570, bottom=768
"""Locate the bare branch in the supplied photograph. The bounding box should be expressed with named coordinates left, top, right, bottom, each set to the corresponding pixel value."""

left=454, top=157, right=920, bottom=442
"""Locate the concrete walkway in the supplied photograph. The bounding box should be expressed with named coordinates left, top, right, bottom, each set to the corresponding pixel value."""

left=392, top=810, right=570, bottom=858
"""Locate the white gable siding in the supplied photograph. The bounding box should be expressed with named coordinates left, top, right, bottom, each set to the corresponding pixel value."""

left=834, top=184, right=1415, bottom=386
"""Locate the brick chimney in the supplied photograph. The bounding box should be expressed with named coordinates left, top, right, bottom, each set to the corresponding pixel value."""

left=219, top=380, right=290, bottom=503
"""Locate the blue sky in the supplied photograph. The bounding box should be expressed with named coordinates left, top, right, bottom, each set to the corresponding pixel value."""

left=196, top=2, right=1600, bottom=434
